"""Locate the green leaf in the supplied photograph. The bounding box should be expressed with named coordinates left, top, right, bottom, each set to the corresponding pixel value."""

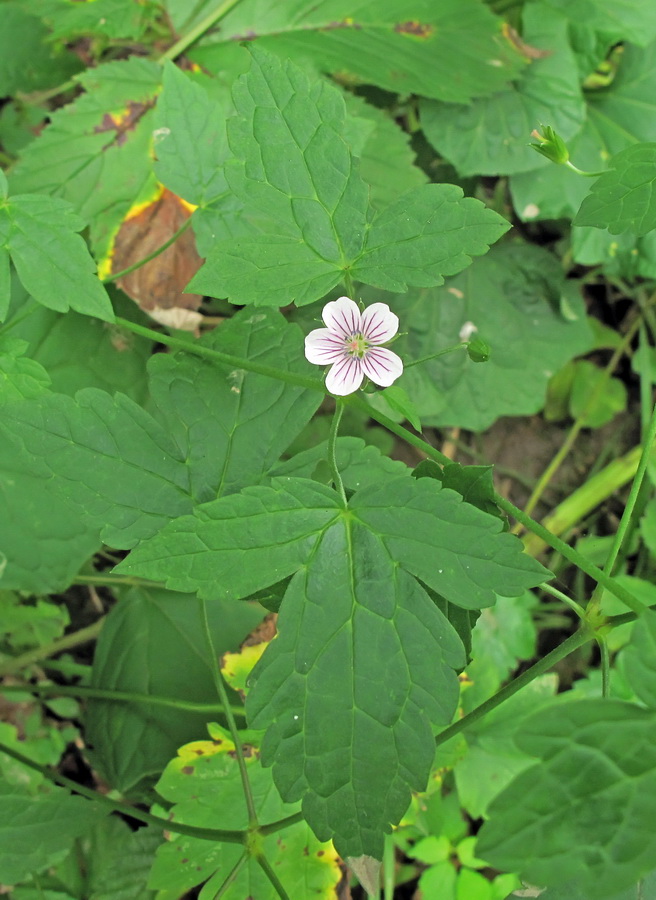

left=511, top=39, right=656, bottom=222
left=3, top=291, right=153, bottom=401
left=622, top=609, right=656, bottom=709
left=85, top=586, right=265, bottom=793
left=574, top=143, right=656, bottom=235
left=189, top=45, right=510, bottom=306
left=149, top=728, right=342, bottom=898
left=535, top=869, right=656, bottom=899
left=0, top=191, right=114, bottom=322
left=477, top=700, right=656, bottom=897
left=118, top=474, right=547, bottom=856
left=9, top=57, right=161, bottom=260
left=342, top=91, right=427, bottom=211
left=420, top=3, right=585, bottom=176
left=191, top=0, right=526, bottom=103
left=270, top=436, right=409, bottom=491
left=350, top=184, right=509, bottom=291
left=39, top=0, right=158, bottom=41
left=569, top=360, right=628, bottom=426
left=246, top=527, right=464, bottom=859
left=0, top=594, right=69, bottom=652
left=154, top=63, right=232, bottom=207
left=147, top=309, right=321, bottom=501
left=0, top=778, right=107, bottom=885
left=542, top=0, right=656, bottom=46
left=388, top=242, right=593, bottom=430
left=0, top=2, right=82, bottom=97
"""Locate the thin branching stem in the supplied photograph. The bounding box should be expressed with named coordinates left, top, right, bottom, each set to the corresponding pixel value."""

left=328, top=399, right=348, bottom=505
left=158, top=0, right=244, bottom=62
left=198, top=598, right=259, bottom=826
left=0, top=619, right=105, bottom=677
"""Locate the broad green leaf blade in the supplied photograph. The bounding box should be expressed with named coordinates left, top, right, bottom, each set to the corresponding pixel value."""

left=622, top=609, right=656, bottom=709
left=247, top=523, right=465, bottom=859
left=574, top=143, right=656, bottom=235
left=0, top=343, right=101, bottom=591
left=149, top=729, right=342, bottom=899
left=270, top=436, right=409, bottom=491
left=86, top=586, right=264, bottom=793
left=77, top=819, right=161, bottom=900
left=0, top=778, right=107, bottom=885
left=542, top=0, right=656, bottom=46
left=511, top=39, right=656, bottom=223
left=0, top=247, right=10, bottom=321
left=351, top=184, right=510, bottom=291
left=0, top=193, right=114, bottom=322
left=154, top=63, right=232, bottom=206
left=386, top=242, right=593, bottom=430
left=9, top=58, right=161, bottom=260
left=0, top=382, right=192, bottom=549
left=148, top=309, right=321, bottom=501
left=342, top=92, right=427, bottom=211
left=477, top=700, right=656, bottom=897
left=350, top=477, right=549, bottom=608
left=192, top=0, right=526, bottom=103
left=420, top=3, right=584, bottom=176
left=188, top=44, right=369, bottom=306
left=42, top=0, right=158, bottom=41
left=115, top=479, right=342, bottom=598
left=0, top=2, right=82, bottom=96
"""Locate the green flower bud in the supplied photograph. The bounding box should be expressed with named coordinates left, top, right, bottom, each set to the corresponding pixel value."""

left=467, top=337, right=491, bottom=363
left=530, top=125, right=569, bottom=165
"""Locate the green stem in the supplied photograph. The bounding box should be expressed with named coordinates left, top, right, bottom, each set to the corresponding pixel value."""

left=0, top=619, right=105, bottom=677
left=328, top=400, right=348, bottom=506
left=114, top=317, right=323, bottom=392
left=158, top=0, right=244, bottom=62
left=540, top=583, right=586, bottom=619
left=343, top=270, right=355, bottom=298
left=0, top=682, right=247, bottom=717
left=0, top=739, right=246, bottom=844
left=212, top=851, right=249, bottom=898
left=434, top=627, right=593, bottom=748
left=112, top=319, right=641, bottom=612
left=383, top=834, right=396, bottom=900
left=199, top=598, right=258, bottom=826
left=74, top=573, right=161, bottom=587
left=565, top=160, right=606, bottom=178
left=16, top=78, right=78, bottom=105
left=520, top=315, right=640, bottom=521
left=404, top=342, right=468, bottom=368
left=598, top=638, right=611, bottom=698
left=255, top=854, right=291, bottom=900
left=258, top=812, right=305, bottom=837
left=102, top=217, right=192, bottom=283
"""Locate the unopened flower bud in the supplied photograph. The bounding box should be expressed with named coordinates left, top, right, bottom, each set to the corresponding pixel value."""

left=530, top=125, right=569, bottom=165
left=467, top=337, right=490, bottom=363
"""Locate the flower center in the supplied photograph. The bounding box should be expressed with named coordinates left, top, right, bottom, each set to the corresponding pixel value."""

left=345, top=333, right=368, bottom=358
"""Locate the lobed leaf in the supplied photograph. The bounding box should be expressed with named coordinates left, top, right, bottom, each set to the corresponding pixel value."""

left=477, top=700, right=656, bottom=897
left=189, top=44, right=510, bottom=306
left=0, top=192, right=113, bottom=322
left=574, top=143, right=656, bottom=235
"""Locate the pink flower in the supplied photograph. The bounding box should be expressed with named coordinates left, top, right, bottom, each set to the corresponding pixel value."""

left=305, top=296, right=403, bottom=396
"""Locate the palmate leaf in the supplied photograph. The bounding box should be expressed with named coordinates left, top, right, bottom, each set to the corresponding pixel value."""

left=117, top=476, right=548, bottom=857
left=574, top=143, right=656, bottom=235
left=0, top=189, right=113, bottom=322
left=188, top=44, right=510, bottom=307
left=477, top=700, right=656, bottom=897
left=149, top=727, right=342, bottom=899
left=0, top=312, right=317, bottom=588
left=191, top=0, right=526, bottom=103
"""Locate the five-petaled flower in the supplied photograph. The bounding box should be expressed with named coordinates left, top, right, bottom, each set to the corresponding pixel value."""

left=305, top=296, right=403, bottom=396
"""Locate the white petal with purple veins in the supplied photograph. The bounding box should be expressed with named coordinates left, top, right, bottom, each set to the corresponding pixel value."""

left=322, top=296, right=361, bottom=339
left=360, top=347, right=404, bottom=387
left=326, top=356, right=364, bottom=395
left=360, top=303, right=399, bottom=345
left=304, top=328, right=347, bottom=364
